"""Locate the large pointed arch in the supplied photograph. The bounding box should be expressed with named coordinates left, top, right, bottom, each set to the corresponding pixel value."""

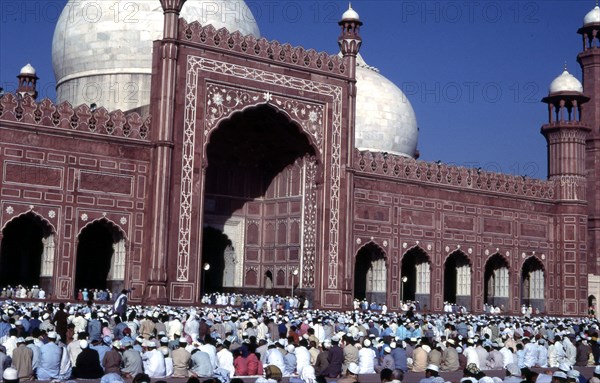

left=521, top=255, right=545, bottom=313
left=484, top=253, right=510, bottom=308
left=0, top=211, right=55, bottom=288
left=444, top=249, right=472, bottom=309
left=354, top=241, right=387, bottom=304
left=75, top=218, right=126, bottom=294
left=204, top=102, right=324, bottom=167
left=401, top=245, right=431, bottom=307
left=201, top=103, right=319, bottom=296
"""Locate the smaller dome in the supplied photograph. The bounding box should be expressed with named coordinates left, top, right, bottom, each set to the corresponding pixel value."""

left=549, top=70, right=583, bottom=93
left=584, top=5, right=600, bottom=26
left=19, top=63, right=36, bottom=76
left=341, top=4, right=360, bottom=21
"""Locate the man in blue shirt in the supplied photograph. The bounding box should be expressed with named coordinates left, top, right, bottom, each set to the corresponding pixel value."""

left=37, top=331, right=62, bottom=380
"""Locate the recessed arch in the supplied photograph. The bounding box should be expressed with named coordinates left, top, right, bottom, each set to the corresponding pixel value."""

left=75, top=218, right=126, bottom=293
left=484, top=253, right=510, bottom=307
left=204, top=103, right=322, bottom=167
left=521, top=255, right=545, bottom=312
left=203, top=104, right=318, bottom=294
left=400, top=245, right=431, bottom=306
left=444, top=249, right=472, bottom=307
left=354, top=241, right=387, bottom=303
left=0, top=211, right=55, bottom=287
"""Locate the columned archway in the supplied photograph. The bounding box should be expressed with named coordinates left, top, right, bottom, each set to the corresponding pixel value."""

left=484, top=253, right=510, bottom=309
left=521, top=256, right=545, bottom=313
left=75, top=218, right=125, bottom=294
left=354, top=242, right=387, bottom=304
left=444, top=250, right=472, bottom=310
left=401, top=246, right=431, bottom=308
left=202, top=104, right=317, bottom=296
left=0, top=212, right=54, bottom=289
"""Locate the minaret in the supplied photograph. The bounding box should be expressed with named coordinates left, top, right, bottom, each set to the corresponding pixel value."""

left=16, top=64, right=38, bottom=100
left=338, top=4, right=362, bottom=59
left=541, top=67, right=590, bottom=200
left=145, top=0, right=186, bottom=304
left=339, top=4, right=362, bottom=307
left=577, top=4, right=600, bottom=275
left=338, top=3, right=362, bottom=159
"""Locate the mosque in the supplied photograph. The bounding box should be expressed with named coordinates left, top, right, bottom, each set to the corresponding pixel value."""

left=1, top=0, right=599, bottom=315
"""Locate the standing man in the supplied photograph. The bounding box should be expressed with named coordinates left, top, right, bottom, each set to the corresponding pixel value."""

left=114, top=289, right=131, bottom=320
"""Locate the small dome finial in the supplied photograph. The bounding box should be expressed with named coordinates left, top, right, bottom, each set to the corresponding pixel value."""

left=341, top=2, right=360, bottom=20
left=564, top=61, right=568, bottom=71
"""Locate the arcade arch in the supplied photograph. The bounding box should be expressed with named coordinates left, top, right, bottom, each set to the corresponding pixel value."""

left=75, top=218, right=126, bottom=294
left=400, top=246, right=430, bottom=307
left=484, top=253, right=510, bottom=308
left=521, top=256, right=545, bottom=313
left=0, top=212, right=55, bottom=288
left=444, top=250, right=472, bottom=309
left=354, top=242, right=387, bottom=304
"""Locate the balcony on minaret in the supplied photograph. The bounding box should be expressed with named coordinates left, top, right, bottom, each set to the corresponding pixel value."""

left=541, top=69, right=590, bottom=125
left=338, top=4, right=363, bottom=57
left=16, top=63, right=38, bottom=100
left=578, top=5, right=600, bottom=51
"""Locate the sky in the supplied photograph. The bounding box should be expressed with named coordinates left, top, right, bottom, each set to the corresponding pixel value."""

left=0, top=1, right=596, bottom=179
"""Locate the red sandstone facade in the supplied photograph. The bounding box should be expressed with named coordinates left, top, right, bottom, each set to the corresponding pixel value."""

left=0, top=1, right=597, bottom=315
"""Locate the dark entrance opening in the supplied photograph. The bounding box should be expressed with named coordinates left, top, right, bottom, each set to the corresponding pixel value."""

left=443, top=250, right=470, bottom=304
left=521, top=256, right=545, bottom=312
left=484, top=253, right=509, bottom=306
left=353, top=243, right=386, bottom=303
left=201, top=226, right=230, bottom=294
left=202, top=105, right=316, bottom=294
left=401, top=247, right=429, bottom=302
left=0, top=212, right=53, bottom=287
left=75, top=219, right=123, bottom=292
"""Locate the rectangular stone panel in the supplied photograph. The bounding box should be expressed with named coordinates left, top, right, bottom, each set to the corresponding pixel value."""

left=444, top=214, right=474, bottom=231
left=400, top=209, right=434, bottom=227
left=170, top=283, right=194, bottom=302
left=520, top=223, right=547, bottom=238
left=25, top=151, right=44, bottom=161
left=78, top=170, right=133, bottom=196
left=564, top=224, right=576, bottom=241
left=483, top=218, right=512, bottom=235
left=3, top=162, right=63, bottom=189
left=354, top=203, right=391, bottom=222
left=323, top=290, right=342, bottom=306
left=4, top=148, right=23, bottom=157
left=246, top=249, right=260, bottom=261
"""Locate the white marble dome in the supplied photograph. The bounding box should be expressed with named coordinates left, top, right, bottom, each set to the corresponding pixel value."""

left=342, top=5, right=360, bottom=21
left=355, top=55, right=418, bottom=158
left=549, top=70, right=583, bottom=93
left=584, top=5, right=600, bottom=25
left=20, top=63, right=36, bottom=76
left=52, top=0, right=261, bottom=112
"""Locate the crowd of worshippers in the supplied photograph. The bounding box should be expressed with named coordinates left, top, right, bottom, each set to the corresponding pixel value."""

left=0, top=299, right=597, bottom=382
left=0, top=286, right=46, bottom=300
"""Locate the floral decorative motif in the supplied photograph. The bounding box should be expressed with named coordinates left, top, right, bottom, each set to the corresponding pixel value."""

left=204, top=83, right=325, bottom=151
left=120, top=217, right=127, bottom=225
left=48, top=210, right=56, bottom=219
left=81, top=213, right=88, bottom=222
left=5, top=206, right=14, bottom=215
